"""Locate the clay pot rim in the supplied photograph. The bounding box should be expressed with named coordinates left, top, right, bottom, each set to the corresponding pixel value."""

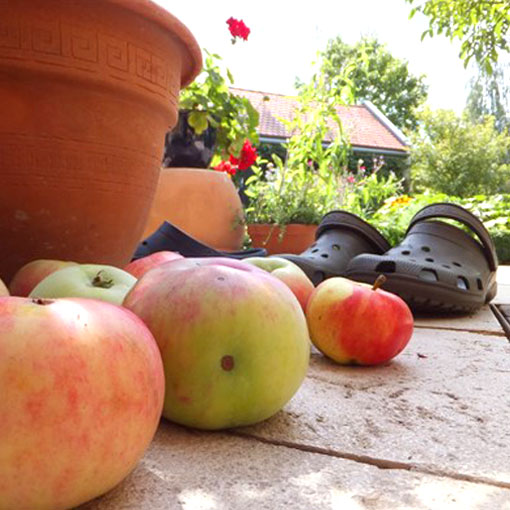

left=106, top=0, right=202, bottom=87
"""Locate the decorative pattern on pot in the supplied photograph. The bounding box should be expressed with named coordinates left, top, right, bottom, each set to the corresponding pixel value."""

left=0, top=0, right=201, bottom=283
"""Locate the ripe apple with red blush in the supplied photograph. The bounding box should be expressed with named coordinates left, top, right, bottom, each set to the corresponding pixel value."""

left=123, top=257, right=310, bottom=430
left=124, top=251, right=184, bottom=279
left=0, top=296, right=164, bottom=510
left=9, top=259, right=77, bottom=297
left=306, top=275, right=413, bottom=366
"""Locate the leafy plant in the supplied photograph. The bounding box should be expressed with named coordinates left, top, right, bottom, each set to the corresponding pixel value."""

left=244, top=69, right=404, bottom=227
left=179, top=51, right=259, bottom=161
left=244, top=64, right=350, bottom=226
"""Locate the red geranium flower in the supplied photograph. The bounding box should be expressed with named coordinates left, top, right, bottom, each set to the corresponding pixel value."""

left=213, top=160, right=237, bottom=176
left=226, top=17, right=250, bottom=42
left=229, top=140, right=257, bottom=170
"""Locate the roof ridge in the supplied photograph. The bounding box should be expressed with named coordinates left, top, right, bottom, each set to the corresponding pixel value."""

left=229, top=87, right=297, bottom=98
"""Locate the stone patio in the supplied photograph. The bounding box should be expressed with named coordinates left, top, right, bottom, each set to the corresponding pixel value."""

left=82, top=267, right=510, bottom=510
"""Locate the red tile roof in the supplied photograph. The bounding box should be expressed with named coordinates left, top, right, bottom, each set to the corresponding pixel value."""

left=231, top=88, right=408, bottom=153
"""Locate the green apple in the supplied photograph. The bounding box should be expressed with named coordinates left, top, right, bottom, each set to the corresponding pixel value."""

left=123, top=257, right=310, bottom=430
left=29, top=264, right=137, bottom=305
left=243, top=256, right=315, bottom=311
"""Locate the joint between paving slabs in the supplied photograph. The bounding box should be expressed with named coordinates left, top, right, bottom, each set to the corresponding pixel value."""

left=414, top=324, right=508, bottom=339
left=231, top=431, right=510, bottom=491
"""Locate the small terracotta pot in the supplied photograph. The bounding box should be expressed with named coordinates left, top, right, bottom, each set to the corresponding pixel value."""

left=248, top=224, right=317, bottom=255
left=0, top=0, right=201, bottom=283
left=143, top=168, right=245, bottom=251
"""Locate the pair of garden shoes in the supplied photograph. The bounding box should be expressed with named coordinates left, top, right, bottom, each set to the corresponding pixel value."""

left=277, top=203, right=498, bottom=314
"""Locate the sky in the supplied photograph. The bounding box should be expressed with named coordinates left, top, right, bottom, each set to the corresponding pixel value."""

left=155, top=0, right=475, bottom=114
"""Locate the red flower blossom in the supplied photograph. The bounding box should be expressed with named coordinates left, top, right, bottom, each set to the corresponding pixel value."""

left=346, top=175, right=356, bottom=184
left=226, top=17, right=250, bottom=42
left=214, top=160, right=237, bottom=176
left=229, top=140, right=257, bottom=170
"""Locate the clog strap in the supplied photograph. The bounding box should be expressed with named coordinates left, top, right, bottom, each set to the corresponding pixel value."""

left=407, top=203, right=498, bottom=271
left=317, top=210, right=391, bottom=254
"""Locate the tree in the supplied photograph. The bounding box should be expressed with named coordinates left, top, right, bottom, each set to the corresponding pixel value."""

left=320, top=36, right=428, bottom=131
left=406, top=0, right=510, bottom=74
left=465, top=61, right=510, bottom=132
left=409, top=107, right=510, bottom=196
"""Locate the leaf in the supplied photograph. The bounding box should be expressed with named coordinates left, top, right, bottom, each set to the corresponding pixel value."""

left=187, top=111, right=209, bottom=135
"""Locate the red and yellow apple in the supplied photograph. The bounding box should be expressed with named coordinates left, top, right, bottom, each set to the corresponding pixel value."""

left=306, top=276, right=413, bottom=365
left=123, top=257, right=310, bottom=430
left=9, top=259, right=77, bottom=297
left=29, top=264, right=137, bottom=306
left=243, top=256, right=315, bottom=311
left=0, top=297, right=164, bottom=510
left=124, top=251, right=184, bottom=279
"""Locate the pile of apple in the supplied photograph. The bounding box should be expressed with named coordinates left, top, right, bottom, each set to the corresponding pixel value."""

left=0, top=252, right=413, bottom=510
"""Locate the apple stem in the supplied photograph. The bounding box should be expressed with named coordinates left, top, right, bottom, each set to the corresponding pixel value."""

left=372, top=274, right=387, bottom=291
left=92, top=270, right=114, bottom=289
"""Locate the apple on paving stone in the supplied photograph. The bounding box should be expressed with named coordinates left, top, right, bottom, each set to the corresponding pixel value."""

left=29, top=264, right=137, bottom=306
left=243, top=256, right=315, bottom=311
left=0, top=296, right=164, bottom=510
left=306, top=275, right=414, bottom=366
left=123, top=256, right=311, bottom=430
left=124, top=250, right=184, bottom=279
left=9, top=259, right=78, bottom=297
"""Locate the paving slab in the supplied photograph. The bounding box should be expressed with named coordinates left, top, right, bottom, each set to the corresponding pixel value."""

left=495, top=284, right=510, bottom=304
left=237, top=328, right=510, bottom=486
left=414, top=305, right=504, bottom=335
left=80, top=421, right=510, bottom=510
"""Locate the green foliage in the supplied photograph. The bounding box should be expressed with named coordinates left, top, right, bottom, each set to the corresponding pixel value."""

left=406, top=0, right=510, bottom=74
left=245, top=65, right=350, bottom=225
left=245, top=61, right=405, bottom=227
left=370, top=192, right=510, bottom=262
left=320, top=36, right=428, bottom=131
left=465, top=61, right=510, bottom=133
left=409, top=107, right=510, bottom=196
left=179, top=51, right=259, bottom=159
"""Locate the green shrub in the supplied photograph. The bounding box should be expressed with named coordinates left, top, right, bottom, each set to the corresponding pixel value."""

left=370, top=193, right=510, bottom=263
left=409, top=108, right=510, bottom=197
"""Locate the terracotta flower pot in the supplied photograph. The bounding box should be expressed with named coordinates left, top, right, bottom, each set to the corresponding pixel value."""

left=143, top=168, right=245, bottom=251
left=248, top=224, right=317, bottom=255
left=0, top=0, right=201, bottom=283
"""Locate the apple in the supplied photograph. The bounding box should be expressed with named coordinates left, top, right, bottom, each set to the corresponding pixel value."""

left=0, top=278, right=8, bottom=296
left=124, top=251, right=184, bottom=279
left=29, top=264, right=137, bottom=306
left=243, top=256, right=315, bottom=311
left=9, top=259, right=78, bottom=297
left=123, top=257, right=310, bottom=430
left=306, top=275, right=413, bottom=366
left=0, top=296, right=164, bottom=510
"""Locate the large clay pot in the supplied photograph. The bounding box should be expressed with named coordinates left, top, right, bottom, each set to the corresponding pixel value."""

left=0, top=0, right=201, bottom=283
left=248, top=224, right=317, bottom=255
left=143, top=168, right=245, bottom=251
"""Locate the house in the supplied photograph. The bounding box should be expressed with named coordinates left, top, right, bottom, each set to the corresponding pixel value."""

left=231, top=88, right=409, bottom=176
